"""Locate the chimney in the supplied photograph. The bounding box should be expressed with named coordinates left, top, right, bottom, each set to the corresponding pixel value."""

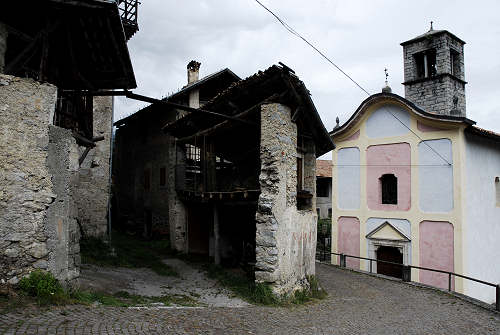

left=187, top=60, right=201, bottom=84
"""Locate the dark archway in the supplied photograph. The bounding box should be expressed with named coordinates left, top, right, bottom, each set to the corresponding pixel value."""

left=376, top=246, right=403, bottom=279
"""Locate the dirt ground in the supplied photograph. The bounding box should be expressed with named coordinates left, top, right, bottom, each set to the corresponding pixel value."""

left=78, top=257, right=249, bottom=308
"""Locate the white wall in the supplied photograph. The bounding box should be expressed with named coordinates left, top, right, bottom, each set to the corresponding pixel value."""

left=464, top=134, right=500, bottom=303
left=366, top=105, right=410, bottom=138
left=337, top=147, right=360, bottom=210
left=419, top=139, right=454, bottom=212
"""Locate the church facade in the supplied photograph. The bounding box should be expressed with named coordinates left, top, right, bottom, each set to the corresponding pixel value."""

left=330, top=27, right=500, bottom=303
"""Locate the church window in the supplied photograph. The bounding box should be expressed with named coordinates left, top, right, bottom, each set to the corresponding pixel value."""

left=380, top=174, right=397, bottom=204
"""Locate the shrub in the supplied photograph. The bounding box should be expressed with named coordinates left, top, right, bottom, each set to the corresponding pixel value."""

left=18, top=270, right=66, bottom=305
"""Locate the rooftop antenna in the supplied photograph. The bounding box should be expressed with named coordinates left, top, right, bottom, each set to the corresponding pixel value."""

left=430, top=21, right=434, bottom=31
left=384, top=68, right=389, bottom=86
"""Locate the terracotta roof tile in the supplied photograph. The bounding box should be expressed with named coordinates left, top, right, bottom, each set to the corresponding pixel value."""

left=316, top=160, right=332, bottom=178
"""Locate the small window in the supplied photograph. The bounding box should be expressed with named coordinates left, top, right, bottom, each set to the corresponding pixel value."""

left=450, top=50, right=460, bottom=77
left=380, top=174, right=397, bottom=204
left=328, top=208, right=332, bottom=217
left=316, top=208, right=320, bottom=217
left=159, top=167, right=166, bottom=187
left=144, top=169, right=151, bottom=191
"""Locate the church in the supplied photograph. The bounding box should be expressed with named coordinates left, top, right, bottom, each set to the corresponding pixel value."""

left=330, top=26, right=500, bottom=303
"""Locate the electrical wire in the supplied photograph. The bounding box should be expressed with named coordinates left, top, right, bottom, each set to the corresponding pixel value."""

left=253, top=0, right=453, bottom=166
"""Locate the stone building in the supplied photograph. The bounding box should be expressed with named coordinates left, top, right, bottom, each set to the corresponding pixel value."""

left=330, top=27, right=500, bottom=303
left=113, top=62, right=240, bottom=236
left=0, top=0, right=138, bottom=285
left=114, top=63, right=334, bottom=294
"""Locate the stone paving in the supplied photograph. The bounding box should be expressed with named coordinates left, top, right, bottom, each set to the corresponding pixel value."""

left=1, top=263, right=500, bottom=334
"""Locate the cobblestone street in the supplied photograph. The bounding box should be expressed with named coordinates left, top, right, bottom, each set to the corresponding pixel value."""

left=1, top=263, right=499, bottom=334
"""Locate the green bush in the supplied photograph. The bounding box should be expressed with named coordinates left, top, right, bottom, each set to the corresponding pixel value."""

left=18, top=270, right=66, bottom=305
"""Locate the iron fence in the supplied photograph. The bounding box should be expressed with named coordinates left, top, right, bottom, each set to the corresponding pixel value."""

left=328, top=251, right=500, bottom=312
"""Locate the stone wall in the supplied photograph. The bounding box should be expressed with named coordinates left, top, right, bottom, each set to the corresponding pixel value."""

left=75, top=96, right=113, bottom=237
left=0, top=74, right=80, bottom=285
left=403, top=32, right=466, bottom=117
left=255, top=103, right=317, bottom=295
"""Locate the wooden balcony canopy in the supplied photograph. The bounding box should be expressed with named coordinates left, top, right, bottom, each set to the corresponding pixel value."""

left=1, top=0, right=136, bottom=90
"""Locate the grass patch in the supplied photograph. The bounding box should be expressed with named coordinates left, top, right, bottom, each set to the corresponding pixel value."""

left=204, top=264, right=327, bottom=306
left=1, top=270, right=199, bottom=311
left=80, top=231, right=177, bottom=277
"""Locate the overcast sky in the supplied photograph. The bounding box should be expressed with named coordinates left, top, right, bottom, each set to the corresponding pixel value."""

left=115, top=0, right=500, bottom=143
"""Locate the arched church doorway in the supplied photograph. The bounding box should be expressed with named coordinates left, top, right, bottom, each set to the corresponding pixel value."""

left=376, top=246, right=403, bottom=279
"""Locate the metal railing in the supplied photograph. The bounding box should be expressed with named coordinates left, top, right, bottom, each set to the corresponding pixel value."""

left=329, top=252, right=500, bottom=312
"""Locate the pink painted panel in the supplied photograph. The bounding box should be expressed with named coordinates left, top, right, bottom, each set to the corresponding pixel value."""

left=366, top=143, right=411, bottom=211
left=417, top=120, right=445, bottom=132
left=419, top=221, right=454, bottom=290
left=338, top=217, right=360, bottom=269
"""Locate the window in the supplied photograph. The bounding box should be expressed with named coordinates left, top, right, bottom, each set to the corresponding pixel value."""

left=316, top=208, right=320, bottom=217
left=316, top=178, right=330, bottom=198
left=186, top=144, right=200, bottom=163
left=159, top=167, right=166, bottom=187
left=450, top=50, right=460, bottom=77
left=414, top=49, right=436, bottom=79
left=328, top=208, right=332, bottom=217
left=380, top=174, right=397, bottom=204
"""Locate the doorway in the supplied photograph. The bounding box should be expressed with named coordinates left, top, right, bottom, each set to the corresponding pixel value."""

left=376, top=246, right=403, bottom=279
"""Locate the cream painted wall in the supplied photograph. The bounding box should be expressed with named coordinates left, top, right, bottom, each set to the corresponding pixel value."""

left=332, top=97, right=466, bottom=293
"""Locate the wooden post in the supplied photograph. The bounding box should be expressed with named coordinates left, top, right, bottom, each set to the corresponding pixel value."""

left=213, top=204, right=220, bottom=265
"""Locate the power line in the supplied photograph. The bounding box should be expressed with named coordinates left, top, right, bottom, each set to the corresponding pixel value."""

left=253, top=0, right=452, bottom=166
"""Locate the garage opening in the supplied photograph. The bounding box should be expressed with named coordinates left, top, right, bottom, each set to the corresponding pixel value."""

left=376, top=246, right=403, bottom=279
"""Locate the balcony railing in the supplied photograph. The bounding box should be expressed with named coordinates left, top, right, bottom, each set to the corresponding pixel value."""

left=117, top=0, right=139, bottom=40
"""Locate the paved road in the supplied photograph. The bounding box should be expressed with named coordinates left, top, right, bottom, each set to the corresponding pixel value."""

left=1, top=263, right=499, bottom=334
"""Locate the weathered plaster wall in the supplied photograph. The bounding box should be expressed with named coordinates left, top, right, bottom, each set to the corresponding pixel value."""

left=419, top=220, right=454, bottom=290
left=255, top=103, right=317, bottom=295
left=0, top=75, right=80, bottom=285
left=75, top=96, right=113, bottom=237
left=419, top=139, right=453, bottom=212
left=464, top=134, right=500, bottom=303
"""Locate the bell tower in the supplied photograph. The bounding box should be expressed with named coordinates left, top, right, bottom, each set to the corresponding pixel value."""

left=401, top=24, right=466, bottom=117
